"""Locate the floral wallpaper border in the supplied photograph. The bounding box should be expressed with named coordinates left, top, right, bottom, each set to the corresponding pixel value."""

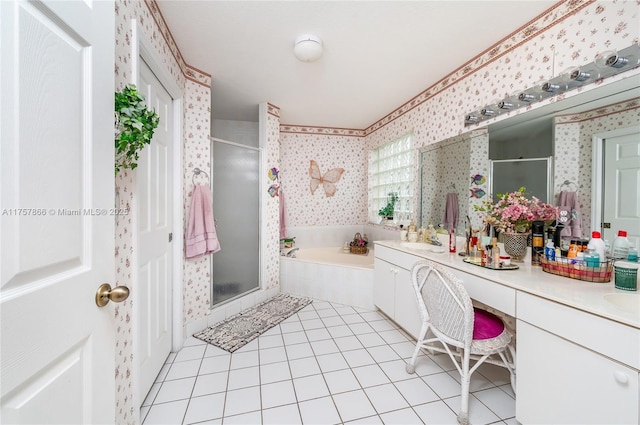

left=280, top=125, right=365, bottom=137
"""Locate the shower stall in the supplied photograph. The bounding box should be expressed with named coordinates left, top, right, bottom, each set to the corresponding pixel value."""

left=210, top=134, right=260, bottom=306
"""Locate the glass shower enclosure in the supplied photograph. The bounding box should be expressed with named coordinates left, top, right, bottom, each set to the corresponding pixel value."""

left=211, top=138, right=260, bottom=306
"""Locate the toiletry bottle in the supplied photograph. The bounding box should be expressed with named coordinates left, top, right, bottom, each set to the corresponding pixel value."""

left=480, top=244, right=487, bottom=266
left=567, top=240, right=579, bottom=258
left=449, top=229, right=456, bottom=253
left=492, top=237, right=500, bottom=266
left=628, top=247, right=639, bottom=262
left=587, top=231, right=606, bottom=262
left=611, top=230, right=631, bottom=259
left=407, top=219, right=417, bottom=233
left=545, top=240, right=556, bottom=261
left=531, top=220, right=545, bottom=266
left=584, top=249, right=600, bottom=267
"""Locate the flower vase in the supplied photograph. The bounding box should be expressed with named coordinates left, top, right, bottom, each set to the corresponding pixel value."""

left=503, top=232, right=529, bottom=261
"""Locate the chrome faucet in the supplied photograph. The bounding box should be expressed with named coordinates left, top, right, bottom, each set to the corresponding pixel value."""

left=424, top=237, right=443, bottom=246
left=285, top=248, right=300, bottom=257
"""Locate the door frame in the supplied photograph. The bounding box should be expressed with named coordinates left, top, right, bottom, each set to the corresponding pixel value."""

left=591, top=124, right=640, bottom=233
left=130, top=20, right=184, bottom=407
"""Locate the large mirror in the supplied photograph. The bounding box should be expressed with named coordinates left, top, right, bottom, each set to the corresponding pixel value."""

left=420, top=74, right=640, bottom=244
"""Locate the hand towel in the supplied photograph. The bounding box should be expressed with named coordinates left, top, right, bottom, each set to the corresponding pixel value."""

left=279, top=188, right=287, bottom=239
left=443, top=192, right=459, bottom=232
left=186, top=184, right=221, bottom=258
left=557, top=191, right=582, bottom=239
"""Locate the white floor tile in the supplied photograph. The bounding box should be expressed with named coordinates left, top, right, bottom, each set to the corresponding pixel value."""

left=262, top=403, right=302, bottom=425
left=477, top=362, right=512, bottom=387
left=379, top=407, right=423, bottom=424
left=142, top=383, right=161, bottom=406
left=289, top=356, right=321, bottom=378
left=316, top=352, right=349, bottom=373
left=413, top=354, right=445, bottom=376
left=221, top=411, right=260, bottom=425
left=174, top=345, right=207, bottom=363
left=366, top=345, right=401, bottom=363
left=334, top=335, right=364, bottom=352
left=285, top=342, right=314, bottom=360
left=341, top=313, right=366, bottom=325
left=282, top=331, right=308, bottom=346
left=280, top=321, right=304, bottom=333
left=358, top=311, right=386, bottom=322
left=262, top=324, right=282, bottom=336
left=344, top=414, right=383, bottom=424
left=260, top=361, right=292, bottom=384
left=165, top=359, right=202, bottom=381
left=347, top=322, right=376, bottom=334
left=364, top=383, right=409, bottom=413
left=184, top=336, right=207, bottom=347
left=332, top=389, right=377, bottom=422
left=499, top=383, right=516, bottom=399
left=155, top=364, right=171, bottom=383
left=224, top=386, right=261, bottom=416
left=293, top=374, right=330, bottom=401
left=199, top=355, right=231, bottom=375
left=356, top=332, right=386, bottom=348
left=259, top=346, right=287, bottom=365
left=234, top=338, right=258, bottom=353
left=316, top=308, right=339, bottom=318
left=368, top=319, right=397, bottom=333
left=413, top=400, right=459, bottom=425
left=143, top=399, right=189, bottom=425
left=165, top=352, right=177, bottom=364
left=298, top=396, right=341, bottom=425
left=378, top=329, right=410, bottom=344
left=422, top=371, right=462, bottom=399
left=323, top=369, right=361, bottom=394
left=313, top=301, right=334, bottom=310
left=301, top=318, right=326, bottom=330
left=334, top=305, right=358, bottom=316
left=261, top=380, right=297, bottom=409
left=321, top=316, right=346, bottom=327
left=431, top=352, right=458, bottom=371
left=473, top=387, right=516, bottom=419
left=447, top=369, right=494, bottom=393
left=377, top=359, right=414, bottom=382
left=310, top=339, right=340, bottom=356
left=227, top=366, right=259, bottom=390
left=192, top=371, right=228, bottom=397
left=394, top=377, right=439, bottom=406
left=183, top=393, right=225, bottom=424
left=140, top=405, right=150, bottom=424
left=342, top=348, right=376, bottom=368
left=204, top=344, right=229, bottom=358
left=258, top=334, right=284, bottom=349
left=389, top=341, right=418, bottom=359
left=352, top=364, right=391, bottom=388
left=229, top=350, right=259, bottom=369
left=298, top=310, right=320, bottom=321
left=304, top=328, right=332, bottom=341
left=444, top=394, right=501, bottom=425
left=154, top=377, right=196, bottom=404
left=327, top=324, right=354, bottom=338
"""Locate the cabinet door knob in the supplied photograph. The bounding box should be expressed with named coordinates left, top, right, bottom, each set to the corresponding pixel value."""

left=613, top=371, right=629, bottom=385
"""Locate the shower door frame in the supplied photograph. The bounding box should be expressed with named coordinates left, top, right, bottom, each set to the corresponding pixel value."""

left=210, top=137, right=262, bottom=307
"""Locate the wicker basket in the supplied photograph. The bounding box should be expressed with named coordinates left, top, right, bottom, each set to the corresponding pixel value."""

left=349, top=246, right=368, bottom=255
left=540, top=257, right=613, bottom=283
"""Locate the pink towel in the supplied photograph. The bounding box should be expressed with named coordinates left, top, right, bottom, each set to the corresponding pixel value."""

left=443, top=192, right=459, bottom=232
left=279, top=188, right=287, bottom=239
left=557, top=191, right=582, bottom=239
left=186, top=184, right=221, bottom=258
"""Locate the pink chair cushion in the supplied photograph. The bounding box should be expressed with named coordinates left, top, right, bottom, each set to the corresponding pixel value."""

left=473, top=308, right=505, bottom=340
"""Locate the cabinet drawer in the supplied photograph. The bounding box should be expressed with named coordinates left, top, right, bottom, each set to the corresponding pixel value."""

left=518, top=291, right=640, bottom=369
left=374, top=245, right=421, bottom=271
left=456, top=269, right=516, bottom=317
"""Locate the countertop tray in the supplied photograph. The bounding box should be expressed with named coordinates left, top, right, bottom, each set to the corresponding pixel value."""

left=463, top=257, right=519, bottom=270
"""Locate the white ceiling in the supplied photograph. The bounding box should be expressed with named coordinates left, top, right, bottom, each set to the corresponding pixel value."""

left=157, top=1, right=558, bottom=129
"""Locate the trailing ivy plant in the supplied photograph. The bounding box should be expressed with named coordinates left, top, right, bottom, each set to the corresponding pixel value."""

left=114, top=84, right=160, bottom=175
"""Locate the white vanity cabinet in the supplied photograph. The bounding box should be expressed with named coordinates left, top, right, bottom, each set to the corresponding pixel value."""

left=374, top=245, right=422, bottom=339
left=516, top=292, right=640, bottom=424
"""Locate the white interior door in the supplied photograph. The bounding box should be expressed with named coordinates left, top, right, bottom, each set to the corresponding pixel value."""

left=0, top=1, right=115, bottom=423
left=137, top=59, right=173, bottom=402
left=602, top=130, right=640, bottom=250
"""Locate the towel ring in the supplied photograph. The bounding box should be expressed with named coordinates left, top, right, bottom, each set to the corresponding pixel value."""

left=560, top=180, right=577, bottom=191
left=192, top=167, right=210, bottom=185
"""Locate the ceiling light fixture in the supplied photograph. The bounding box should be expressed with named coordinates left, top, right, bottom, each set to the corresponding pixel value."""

left=293, top=34, right=323, bottom=62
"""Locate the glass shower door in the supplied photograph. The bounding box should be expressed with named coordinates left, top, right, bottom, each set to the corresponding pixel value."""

left=211, top=139, right=260, bottom=306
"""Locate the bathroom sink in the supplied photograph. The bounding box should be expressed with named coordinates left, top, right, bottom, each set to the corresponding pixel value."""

left=603, top=293, right=640, bottom=314
left=401, top=242, right=446, bottom=253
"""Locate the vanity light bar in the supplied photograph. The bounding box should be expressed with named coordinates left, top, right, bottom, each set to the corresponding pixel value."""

left=464, top=43, right=640, bottom=126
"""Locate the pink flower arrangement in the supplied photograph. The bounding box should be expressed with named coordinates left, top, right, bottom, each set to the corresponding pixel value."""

left=475, top=187, right=558, bottom=233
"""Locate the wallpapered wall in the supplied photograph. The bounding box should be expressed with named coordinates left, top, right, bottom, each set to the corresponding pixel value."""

left=265, top=104, right=282, bottom=289
left=114, top=0, right=211, bottom=423
left=280, top=0, right=639, bottom=230
left=554, top=100, right=640, bottom=236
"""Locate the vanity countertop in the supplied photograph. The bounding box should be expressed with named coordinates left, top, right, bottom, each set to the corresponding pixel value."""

left=375, top=239, right=640, bottom=329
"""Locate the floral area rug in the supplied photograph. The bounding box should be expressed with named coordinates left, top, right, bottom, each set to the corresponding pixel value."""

left=193, top=293, right=312, bottom=353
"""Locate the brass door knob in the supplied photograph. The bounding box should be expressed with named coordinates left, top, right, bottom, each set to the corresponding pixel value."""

left=95, top=283, right=130, bottom=307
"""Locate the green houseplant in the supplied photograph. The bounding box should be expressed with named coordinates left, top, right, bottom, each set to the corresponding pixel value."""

left=114, top=84, right=160, bottom=175
left=378, top=192, right=399, bottom=220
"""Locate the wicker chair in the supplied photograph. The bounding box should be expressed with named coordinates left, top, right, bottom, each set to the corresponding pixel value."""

left=405, top=260, right=516, bottom=425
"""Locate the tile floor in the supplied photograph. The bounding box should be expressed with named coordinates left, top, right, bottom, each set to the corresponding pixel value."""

left=142, top=299, right=517, bottom=425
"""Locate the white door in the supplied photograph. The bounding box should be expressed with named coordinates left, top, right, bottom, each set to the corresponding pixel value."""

left=137, top=59, right=173, bottom=401
left=602, top=130, right=640, bottom=250
left=0, top=1, right=115, bottom=424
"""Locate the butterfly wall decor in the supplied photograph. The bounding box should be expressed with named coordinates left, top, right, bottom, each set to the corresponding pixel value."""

left=309, top=160, right=345, bottom=197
